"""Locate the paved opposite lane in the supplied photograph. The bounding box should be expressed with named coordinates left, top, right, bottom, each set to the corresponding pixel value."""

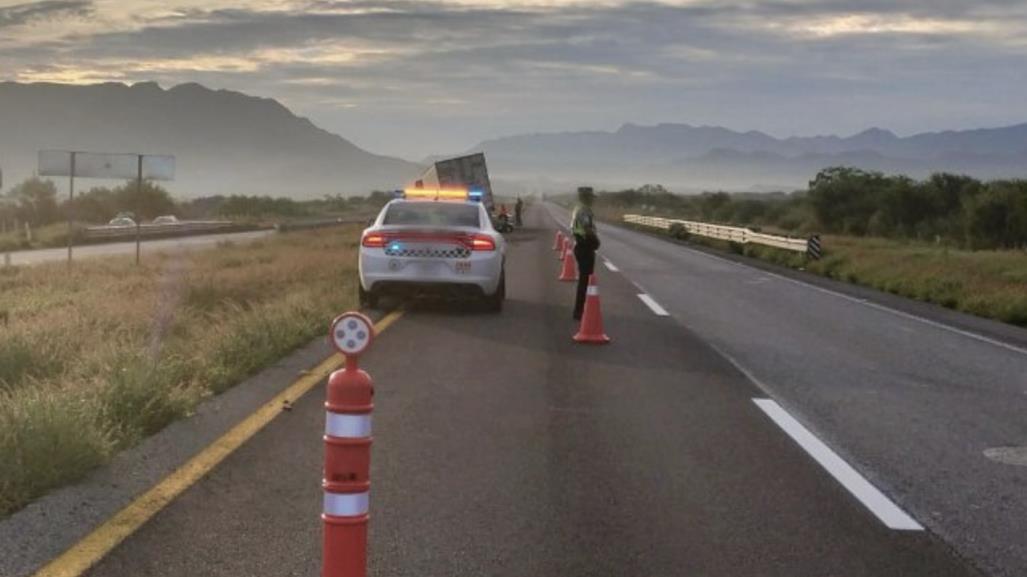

left=547, top=203, right=1027, bottom=577
left=4, top=230, right=273, bottom=266
left=78, top=204, right=979, bottom=577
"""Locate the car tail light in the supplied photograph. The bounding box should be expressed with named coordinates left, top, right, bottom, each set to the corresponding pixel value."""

left=470, top=234, right=496, bottom=251
left=362, top=232, right=386, bottom=248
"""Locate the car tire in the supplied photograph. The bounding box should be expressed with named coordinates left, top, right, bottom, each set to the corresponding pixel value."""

left=485, top=269, right=505, bottom=313
left=359, top=282, right=378, bottom=309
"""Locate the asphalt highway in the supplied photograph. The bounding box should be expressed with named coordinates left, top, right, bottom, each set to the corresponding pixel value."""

left=3, top=230, right=273, bottom=266
left=74, top=204, right=989, bottom=577
left=546, top=203, right=1027, bottom=577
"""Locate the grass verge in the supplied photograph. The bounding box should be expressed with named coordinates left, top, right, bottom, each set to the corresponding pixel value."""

left=0, top=227, right=359, bottom=517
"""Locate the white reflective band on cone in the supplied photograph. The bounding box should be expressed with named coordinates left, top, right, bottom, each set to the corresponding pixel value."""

left=587, top=286, right=599, bottom=296
left=325, top=413, right=372, bottom=438
left=324, top=491, right=370, bottom=516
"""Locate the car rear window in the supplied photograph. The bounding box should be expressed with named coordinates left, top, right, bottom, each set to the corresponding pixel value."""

left=383, top=202, right=481, bottom=228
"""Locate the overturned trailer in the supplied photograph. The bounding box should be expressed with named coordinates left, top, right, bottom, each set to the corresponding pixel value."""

left=414, top=153, right=494, bottom=212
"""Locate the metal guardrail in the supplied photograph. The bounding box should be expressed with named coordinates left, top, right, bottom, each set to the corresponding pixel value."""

left=273, top=216, right=369, bottom=232
left=624, top=214, right=817, bottom=255
left=84, top=220, right=237, bottom=240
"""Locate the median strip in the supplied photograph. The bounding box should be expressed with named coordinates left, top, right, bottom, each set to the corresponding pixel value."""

left=31, top=310, right=403, bottom=577
left=752, top=398, right=923, bottom=531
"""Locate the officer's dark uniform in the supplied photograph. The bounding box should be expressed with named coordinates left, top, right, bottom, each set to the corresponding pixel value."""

left=571, top=189, right=600, bottom=320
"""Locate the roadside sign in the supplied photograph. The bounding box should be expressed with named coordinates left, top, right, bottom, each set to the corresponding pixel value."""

left=37, top=150, right=176, bottom=267
left=38, top=151, right=175, bottom=180
left=330, top=312, right=375, bottom=357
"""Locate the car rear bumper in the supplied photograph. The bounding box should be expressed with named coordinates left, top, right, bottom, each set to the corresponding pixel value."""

left=359, top=250, right=502, bottom=295
left=369, top=280, right=489, bottom=299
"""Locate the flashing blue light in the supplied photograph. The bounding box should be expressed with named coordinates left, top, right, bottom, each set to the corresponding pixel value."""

left=388, top=241, right=402, bottom=252
left=468, top=189, right=484, bottom=202
left=392, top=189, right=405, bottom=199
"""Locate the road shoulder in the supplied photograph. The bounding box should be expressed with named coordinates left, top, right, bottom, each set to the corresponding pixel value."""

left=0, top=335, right=338, bottom=577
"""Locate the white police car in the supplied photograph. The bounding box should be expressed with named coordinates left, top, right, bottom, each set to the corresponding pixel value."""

left=358, top=188, right=506, bottom=311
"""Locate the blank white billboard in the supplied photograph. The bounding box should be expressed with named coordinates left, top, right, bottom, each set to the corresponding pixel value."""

left=38, top=151, right=175, bottom=181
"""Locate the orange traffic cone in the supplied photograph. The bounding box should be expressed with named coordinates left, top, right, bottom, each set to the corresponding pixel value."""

left=558, top=246, right=578, bottom=281
left=574, top=275, right=610, bottom=344
left=553, top=231, right=563, bottom=251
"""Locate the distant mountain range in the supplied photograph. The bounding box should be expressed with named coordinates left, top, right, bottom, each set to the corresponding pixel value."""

left=472, top=122, right=1027, bottom=192
left=0, top=82, right=421, bottom=198
left=3, top=81, right=1024, bottom=198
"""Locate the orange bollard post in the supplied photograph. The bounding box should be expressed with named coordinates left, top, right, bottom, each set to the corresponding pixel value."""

left=323, top=312, right=376, bottom=577
left=573, top=274, right=610, bottom=344
left=553, top=230, right=563, bottom=251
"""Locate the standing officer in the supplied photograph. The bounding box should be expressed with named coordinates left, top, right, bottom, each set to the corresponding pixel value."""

left=515, top=196, right=524, bottom=227
left=571, top=186, right=600, bottom=320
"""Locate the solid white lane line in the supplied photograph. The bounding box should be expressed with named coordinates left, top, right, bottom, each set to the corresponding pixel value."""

left=752, top=399, right=924, bottom=531
left=769, top=273, right=1027, bottom=358
left=604, top=259, right=620, bottom=272
left=622, top=223, right=1027, bottom=358
left=637, top=293, right=670, bottom=316
left=708, top=343, right=774, bottom=397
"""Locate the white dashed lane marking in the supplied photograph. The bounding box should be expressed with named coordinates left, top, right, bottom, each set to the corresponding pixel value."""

left=752, top=398, right=924, bottom=531
left=637, top=293, right=670, bottom=316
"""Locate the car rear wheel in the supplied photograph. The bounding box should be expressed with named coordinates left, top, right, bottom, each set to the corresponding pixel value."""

left=485, top=269, right=505, bottom=313
left=359, top=282, right=378, bottom=309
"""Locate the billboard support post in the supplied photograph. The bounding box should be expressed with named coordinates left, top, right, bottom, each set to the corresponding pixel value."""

left=38, top=150, right=175, bottom=265
left=67, top=152, right=76, bottom=267
left=135, top=154, right=142, bottom=265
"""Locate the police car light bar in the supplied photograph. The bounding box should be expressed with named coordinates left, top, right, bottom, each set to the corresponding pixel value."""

left=402, top=188, right=470, bottom=201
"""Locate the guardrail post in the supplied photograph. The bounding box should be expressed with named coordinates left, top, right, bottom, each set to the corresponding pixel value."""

left=323, top=312, right=376, bottom=577
left=806, top=235, right=823, bottom=260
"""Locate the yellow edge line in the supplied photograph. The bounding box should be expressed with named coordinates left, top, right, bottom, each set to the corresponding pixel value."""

left=33, top=309, right=405, bottom=577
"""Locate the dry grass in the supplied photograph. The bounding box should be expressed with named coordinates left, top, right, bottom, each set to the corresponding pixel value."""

left=609, top=209, right=1027, bottom=327
left=792, top=236, right=1027, bottom=326
left=0, top=227, right=360, bottom=516
left=0, top=223, right=77, bottom=252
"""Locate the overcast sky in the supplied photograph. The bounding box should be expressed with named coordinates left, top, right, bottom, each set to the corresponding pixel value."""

left=1, top=0, right=1025, bottom=159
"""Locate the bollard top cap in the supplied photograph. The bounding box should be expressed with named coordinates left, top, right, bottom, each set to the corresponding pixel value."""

left=329, top=312, right=375, bottom=357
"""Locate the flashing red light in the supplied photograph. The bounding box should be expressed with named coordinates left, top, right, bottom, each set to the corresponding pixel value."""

left=470, top=234, right=496, bottom=251
left=361, top=232, right=387, bottom=247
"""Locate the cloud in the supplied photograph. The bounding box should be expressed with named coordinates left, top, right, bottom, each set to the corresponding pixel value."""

left=0, top=0, right=90, bottom=28
left=1, top=0, right=1026, bottom=157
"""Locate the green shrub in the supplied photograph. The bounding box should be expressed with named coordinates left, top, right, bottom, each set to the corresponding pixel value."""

left=96, top=353, right=198, bottom=447
left=0, top=389, right=113, bottom=517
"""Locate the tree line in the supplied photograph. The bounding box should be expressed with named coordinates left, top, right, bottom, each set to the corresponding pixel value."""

left=598, top=168, right=1027, bottom=250
left=0, top=177, right=393, bottom=228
